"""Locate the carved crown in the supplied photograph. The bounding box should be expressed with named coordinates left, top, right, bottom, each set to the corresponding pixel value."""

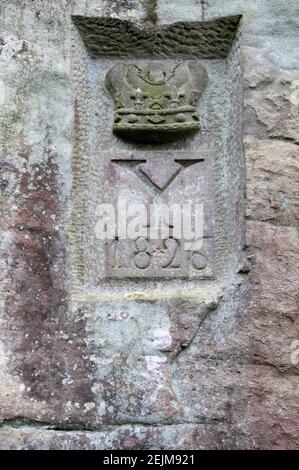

left=105, top=62, right=208, bottom=143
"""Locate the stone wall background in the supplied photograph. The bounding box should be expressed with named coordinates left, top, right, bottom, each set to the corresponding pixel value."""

left=0, top=0, right=298, bottom=449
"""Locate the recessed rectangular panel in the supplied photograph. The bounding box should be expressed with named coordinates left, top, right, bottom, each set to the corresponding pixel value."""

left=96, top=150, right=215, bottom=279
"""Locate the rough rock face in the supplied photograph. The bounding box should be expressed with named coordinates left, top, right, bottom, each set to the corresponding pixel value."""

left=0, top=0, right=298, bottom=450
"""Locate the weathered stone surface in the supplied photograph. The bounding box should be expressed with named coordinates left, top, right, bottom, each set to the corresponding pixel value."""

left=72, top=14, right=241, bottom=59
left=0, top=0, right=298, bottom=451
left=246, top=141, right=299, bottom=226
left=0, top=423, right=227, bottom=450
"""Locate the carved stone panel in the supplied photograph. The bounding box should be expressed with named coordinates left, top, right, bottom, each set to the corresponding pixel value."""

left=101, top=150, right=215, bottom=279
left=70, top=16, right=244, bottom=288
left=72, top=15, right=242, bottom=59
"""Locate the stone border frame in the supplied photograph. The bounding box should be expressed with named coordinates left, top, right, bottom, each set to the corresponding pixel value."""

left=69, top=15, right=245, bottom=289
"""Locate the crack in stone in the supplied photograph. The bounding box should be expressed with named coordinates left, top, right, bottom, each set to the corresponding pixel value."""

left=171, top=299, right=222, bottom=363
left=0, top=416, right=227, bottom=433
left=201, top=0, right=207, bottom=20
left=142, top=0, right=158, bottom=26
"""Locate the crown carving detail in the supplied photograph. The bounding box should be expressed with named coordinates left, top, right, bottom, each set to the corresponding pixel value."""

left=105, top=62, right=208, bottom=143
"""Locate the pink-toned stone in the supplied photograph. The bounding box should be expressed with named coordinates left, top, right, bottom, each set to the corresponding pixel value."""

left=246, top=142, right=299, bottom=226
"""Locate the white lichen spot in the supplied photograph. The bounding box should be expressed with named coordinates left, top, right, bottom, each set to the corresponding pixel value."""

left=144, top=355, right=167, bottom=383
left=152, top=328, right=172, bottom=350
left=83, top=402, right=96, bottom=413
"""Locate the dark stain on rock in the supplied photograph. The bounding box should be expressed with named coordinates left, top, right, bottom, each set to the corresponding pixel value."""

left=3, top=141, right=96, bottom=427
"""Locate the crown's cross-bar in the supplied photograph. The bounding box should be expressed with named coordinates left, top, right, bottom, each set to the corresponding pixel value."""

left=111, top=151, right=207, bottom=193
